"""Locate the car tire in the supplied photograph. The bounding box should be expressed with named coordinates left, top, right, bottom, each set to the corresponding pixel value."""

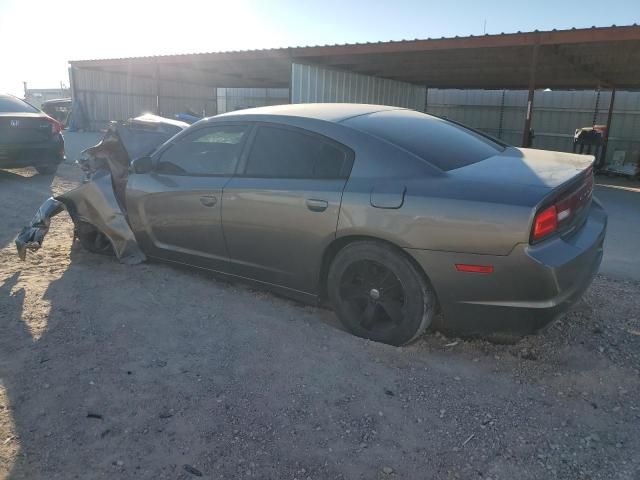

left=35, top=164, right=58, bottom=175
left=75, top=222, right=114, bottom=255
left=327, top=240, right=435, bottom=346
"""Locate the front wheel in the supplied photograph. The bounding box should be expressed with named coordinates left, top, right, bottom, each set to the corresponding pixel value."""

left=75, top=222, right=114, bottom=255
left=327, top=241, right=436, bottom=346
left=35, top=164, right=58, bottom=175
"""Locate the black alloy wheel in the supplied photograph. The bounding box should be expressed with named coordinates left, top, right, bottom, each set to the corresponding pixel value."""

left=328, top=241, right=435, bottom=346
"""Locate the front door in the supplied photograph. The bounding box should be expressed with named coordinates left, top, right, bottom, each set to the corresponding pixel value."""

left=126, top=124, right=249, bottom=269
left=222, top=124, right=354, bottom=293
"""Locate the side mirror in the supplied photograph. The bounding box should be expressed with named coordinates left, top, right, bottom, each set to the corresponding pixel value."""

left=131, top=156, right=153, bottom=174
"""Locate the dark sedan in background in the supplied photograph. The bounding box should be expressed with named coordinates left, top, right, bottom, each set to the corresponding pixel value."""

left=0, top=94, right=65, bottom=174
left=17, top=104, right=606, bottom=345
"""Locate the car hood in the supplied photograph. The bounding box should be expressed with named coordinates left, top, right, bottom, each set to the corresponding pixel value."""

left=449, top=146, right=593, bottom=190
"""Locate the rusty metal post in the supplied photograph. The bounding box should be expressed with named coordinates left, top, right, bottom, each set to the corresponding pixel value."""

left=498, top=89, right=506, bottom=139
left=522, top=43, right=540, bottom=147
left=600, top=88, right=616, bottom=165
left=592, top=87, right=601, bottom=126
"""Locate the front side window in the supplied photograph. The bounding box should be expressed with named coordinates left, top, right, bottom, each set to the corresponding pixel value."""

left=245, top=126, right=349, bottom=179
left=156, top=125, right=247, bottom=175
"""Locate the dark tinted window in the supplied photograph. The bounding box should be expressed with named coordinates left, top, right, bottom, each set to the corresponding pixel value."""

left=157, top=125, right=247, bottom=175
left=0, top=95, right=39, bottom=113
left=245, top=126, right=349, bottom=179
left=344, top=110, right=504, bottom=171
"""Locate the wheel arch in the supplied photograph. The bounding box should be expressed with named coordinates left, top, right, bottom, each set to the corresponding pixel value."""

left=318, top=234, right=440, bottom=310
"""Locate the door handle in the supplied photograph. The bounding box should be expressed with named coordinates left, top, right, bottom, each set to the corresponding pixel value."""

left=199, top=195, right=217, bottom=207
left=306, top=198, right=328, bottom=212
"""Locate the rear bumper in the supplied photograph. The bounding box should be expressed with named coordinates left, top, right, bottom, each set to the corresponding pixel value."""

left=406, top=199, right=607, bottom=336
left=0, top=135, right=64, bottom=168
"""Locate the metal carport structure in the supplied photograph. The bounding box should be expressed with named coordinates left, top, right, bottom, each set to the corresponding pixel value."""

left=70, top=24, right=640, bottom=154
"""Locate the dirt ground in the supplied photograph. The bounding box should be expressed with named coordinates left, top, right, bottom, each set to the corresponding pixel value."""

left=1, top=163, right=639, bottom=480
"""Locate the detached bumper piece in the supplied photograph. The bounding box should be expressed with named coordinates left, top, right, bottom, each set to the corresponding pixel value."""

left=15, top=197, right=64, bottom=260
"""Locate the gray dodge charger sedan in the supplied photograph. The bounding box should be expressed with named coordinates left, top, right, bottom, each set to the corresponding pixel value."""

left=18, top=104, right=606, bottom=345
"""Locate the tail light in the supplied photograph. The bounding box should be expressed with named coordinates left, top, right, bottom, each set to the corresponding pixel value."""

left=532, top=205, right=558, bottom=241
left=531, top=166, right=594, bottom=243
left=46, top=116, right=63, bottom=135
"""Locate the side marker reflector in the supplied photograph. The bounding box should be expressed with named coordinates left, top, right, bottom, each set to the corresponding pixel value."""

left=455, top=264, right=494, bottom=274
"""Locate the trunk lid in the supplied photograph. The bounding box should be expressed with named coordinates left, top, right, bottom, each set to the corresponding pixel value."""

left=450, top=146, right=593, bottom=190
left=450, top=146, right=595, bottom=242
left=0, top=112, right=53, bottom=144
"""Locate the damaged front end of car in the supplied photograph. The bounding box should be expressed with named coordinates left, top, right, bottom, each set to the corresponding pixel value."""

left=15, top=114, right=188, bottom=264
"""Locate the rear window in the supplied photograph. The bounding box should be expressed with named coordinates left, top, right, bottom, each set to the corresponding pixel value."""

left=343, top=109, right=505, bottom=171
left=0, top=95, right=39, bottom=113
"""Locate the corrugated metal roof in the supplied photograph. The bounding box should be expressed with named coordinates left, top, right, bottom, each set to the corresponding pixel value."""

left=69, top=24, right=639, bottom=64
left=69, top=25, right=640, bottom=90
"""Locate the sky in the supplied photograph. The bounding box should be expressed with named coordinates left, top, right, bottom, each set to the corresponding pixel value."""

left=0, top=0, right=638, bottom=96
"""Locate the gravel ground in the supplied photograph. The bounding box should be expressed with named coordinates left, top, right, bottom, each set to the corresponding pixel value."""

left=0, top=163, right=639, bottom=479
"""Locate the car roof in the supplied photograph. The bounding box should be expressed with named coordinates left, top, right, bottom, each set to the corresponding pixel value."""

left=215, top=103, right=406, bottom=123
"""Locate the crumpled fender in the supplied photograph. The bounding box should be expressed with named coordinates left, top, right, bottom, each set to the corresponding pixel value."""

left=59, top=171, right=146, bottom=264
left=14, top=114, right=186, bottom=264
left=14, top=171, right=146, bottom=264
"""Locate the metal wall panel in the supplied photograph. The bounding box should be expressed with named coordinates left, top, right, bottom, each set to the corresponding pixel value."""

left=291, top=63, right=426, bottom=110
left=72, top=68, right=157, bottom=130
left=426, top=89, right=526, bottom=147
left=600, top=91, right=640, bottom=162
left=158, top=79, right=216, bottom=118
left=72, top=68, right=216, bottom=130
left=217, top=88, right=290, bottom=114
left=427, top=88, right=640, bottom=163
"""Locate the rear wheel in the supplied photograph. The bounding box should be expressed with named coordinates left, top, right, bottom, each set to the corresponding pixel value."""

left=327, top=241, right=435, bottom=346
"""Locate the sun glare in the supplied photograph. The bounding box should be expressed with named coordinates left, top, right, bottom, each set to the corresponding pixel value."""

left=0, top=0, right=288, bottom=95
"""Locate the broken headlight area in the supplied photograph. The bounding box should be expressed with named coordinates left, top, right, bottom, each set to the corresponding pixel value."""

left=15, top=114, right=188, bottom=265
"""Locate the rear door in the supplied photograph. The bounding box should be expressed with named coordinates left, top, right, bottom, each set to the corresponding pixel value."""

left=221, top=124, right=354, bottom=293
left=126, top=123, right=249, bottom=269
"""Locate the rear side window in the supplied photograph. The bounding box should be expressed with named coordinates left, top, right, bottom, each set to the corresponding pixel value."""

left=245, top=126, right=350, bottom=179
left=0, top=95, right=39, bottom=113
left=343, top=109, right=504, bottom=171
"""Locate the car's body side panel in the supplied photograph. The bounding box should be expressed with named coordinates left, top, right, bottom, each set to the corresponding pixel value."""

left=337, top=175, right=541, bottom=256
left=405, top=199, right=606, bottom=335
left=124, top=120, right=250, bottom=270
left=125, top=173, right=232, bottom=270
left=222, top=177, right=346, bottom=292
